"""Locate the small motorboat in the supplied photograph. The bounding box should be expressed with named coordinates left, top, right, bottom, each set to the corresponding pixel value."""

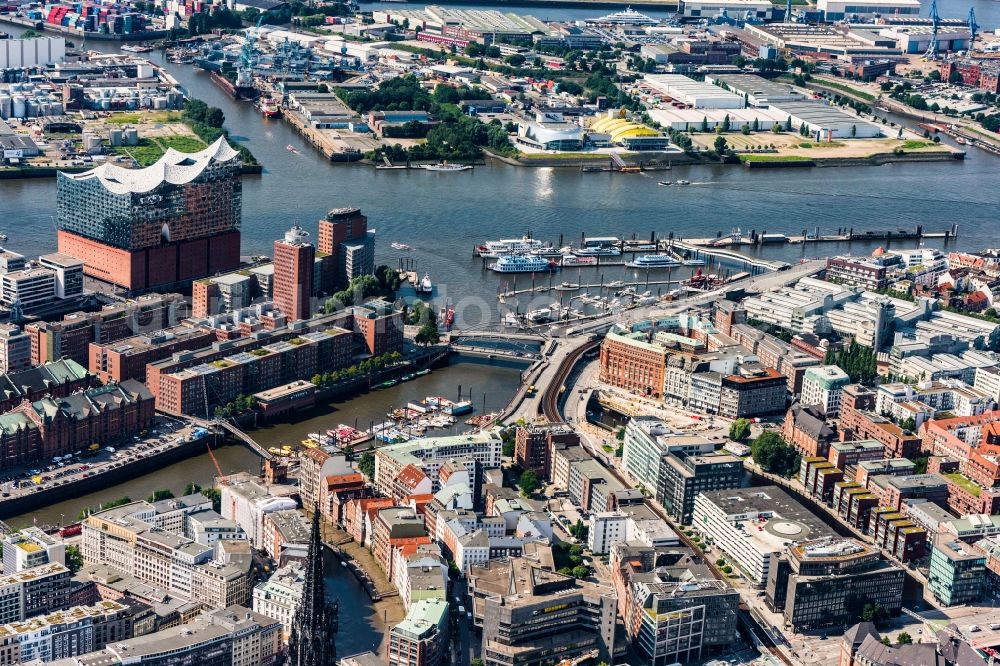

left=391, top=242, right=412, bottom=251
left=286, top=145, right=298, bottom=153
left=658, top=181, right=671, bottom=186
left=674, top=180, right=690, bottom=186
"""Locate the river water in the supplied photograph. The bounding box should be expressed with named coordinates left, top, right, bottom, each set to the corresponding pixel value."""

left=3, top=23, right=1000, bottom=325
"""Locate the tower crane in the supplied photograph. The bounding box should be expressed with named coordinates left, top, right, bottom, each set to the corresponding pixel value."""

left=969, top=7, right=980, bottom=53
left=924, top=0, right=941, bottom=59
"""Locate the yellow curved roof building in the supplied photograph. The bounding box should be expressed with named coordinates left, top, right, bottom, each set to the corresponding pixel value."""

left=589, top=117, right=661, bottom=143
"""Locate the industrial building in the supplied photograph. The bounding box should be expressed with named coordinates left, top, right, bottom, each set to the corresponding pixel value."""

left=815, top=0, right=921, bottom=20
left=772, top=100, right=883, bottom=139
left=705, top=74, right=805, bottom=107
left=0, top=37, right=67, bottom=69
left=642, top=74, right=745, bottom=109
left=676, top=0, right=774, bottom=20
left=744, top=23, right=903, bottom=58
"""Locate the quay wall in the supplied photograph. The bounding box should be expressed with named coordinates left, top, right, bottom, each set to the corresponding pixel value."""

left=0, top=435, right=222, bottom=522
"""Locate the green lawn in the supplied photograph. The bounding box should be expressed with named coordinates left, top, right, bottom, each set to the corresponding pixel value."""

left=900, top=140, right=933, bottom=150
left=158, top=136, right=208, bottom=152
left=811, top=78, right=877, bottom=102
left=943, top=472, right=981, bottom=497
left=105, top=111, right=182, bottom=124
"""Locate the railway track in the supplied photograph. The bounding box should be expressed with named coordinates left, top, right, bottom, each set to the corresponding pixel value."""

left=541, top=339, right=602, bottom=422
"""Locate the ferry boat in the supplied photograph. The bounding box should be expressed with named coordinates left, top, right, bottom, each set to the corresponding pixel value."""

left=478, top=236, right=546, bottom=258
left=530, top=246, right=562, bottom=258
left=416, top=274, right=433, bottom=294
left=490, top=255, right=559, bottom=273
left=562, top=254, right=598, bottom=267
left=627, top=254, right=680, bottom=268
left=575, top=246, right=621, bottom=257
left=421, top=163, right=473, bottom=172
left=257, top=97, right=281, bottom=119
left=527, top=308, right=553, bottom=323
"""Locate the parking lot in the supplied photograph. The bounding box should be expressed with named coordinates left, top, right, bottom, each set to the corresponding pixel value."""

left=0, top=417, right=199, bottom=503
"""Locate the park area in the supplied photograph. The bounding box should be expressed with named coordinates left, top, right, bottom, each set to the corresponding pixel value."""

left=684, top=130, right=960, bottom=164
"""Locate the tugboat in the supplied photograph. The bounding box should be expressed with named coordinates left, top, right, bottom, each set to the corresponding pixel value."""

left=257, top=97, right=281, bottom=119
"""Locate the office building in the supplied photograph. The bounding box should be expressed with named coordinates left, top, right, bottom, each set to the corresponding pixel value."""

left=0, top=599, right=139, bottom=664
left=49, top=605, right=282, bottom=666
left=374, top=430, right=502, bottom=498
left=273, top=226, right=315, bottom=322
left=56, top=138, right=242, bottom=292
left=252, top=562, right=303, bottom=640
left=612, top=542, right=739, bottom=665
left=387, top=598, right=449, bottom=666
left=1, top=268, right=56, bottom=310
left=765, top=537, right=904, bottom=632
left=0, top=324, right=31, bottom=375
left=928, top=535, right=985, bottom=607
left=468, top=556, right=615, bottom=666
left=692, top=487, right=836, bottom=587
left=800, top=365, right=850, bottom=417
left=38, top=253, right=84, bottom=300
left=513, top=423, right=579, bottom=479
left=2, top=527, right=65, bottom=574
left=0, top=562, right=71, bottom=624
left=352, top=299, right=404, bottom=357
left=317, top=207, right=374, bottom=290
left=192, top=273, right=255, bottom=318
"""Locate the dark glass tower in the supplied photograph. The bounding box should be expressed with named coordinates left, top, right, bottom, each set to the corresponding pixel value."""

left=287, top=509, right=338, bottom=666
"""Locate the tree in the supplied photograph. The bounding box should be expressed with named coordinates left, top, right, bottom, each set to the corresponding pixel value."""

left=751, top=431, right=800, bottom=477
left=824, top=342, right=878, bottom=386
left=358, top=450, right=376, bottom=479
left=861, top=603, right=891, bottom=625
left=147, top=489, right=174, bottom=503
left=713, top=135, right=728, bottom=157
left=472, top=660, right=485, bottom=666
left=202, top=487, right=221, bottom=513
left=741, top=124, right=751, bottom=135
left=896, top=632, right=912, bottom=645
left=183, top=482, right=202, bottom=495
left=415, top=319, right=440, bottom=346
left=571, top=565, right=590, bottom=579
left=65, top=545, right=84, bottom=574
left=504, top=54, right=526, bottom=67
left=729, top=418, right=751, bottom=442
left=518, top=469, right=539, bottom=496
left=20, top=29, right=42, bottom=39
left=722, top=114, right=731, bottom=132
left=851, top=124, right=857, bottom=138
left=700, top=116, right=709, bottom=132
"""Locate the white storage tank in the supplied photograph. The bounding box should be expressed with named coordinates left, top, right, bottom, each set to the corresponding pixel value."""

left=109, top=128, right=123, bottom=146
left=124, top=128, right=139, bottom=146
left=83, top=134, right=103, bottom=154
left=11, top=96, right=26, bottom=119
left=0, top=95, right=10, bottom=119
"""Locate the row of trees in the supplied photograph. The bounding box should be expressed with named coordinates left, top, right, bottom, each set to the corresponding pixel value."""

left=309, top=351, right=403, bottom=388
left=214, top=394, right=257, bottom=418
left=824, top=341, right=878, bottom=386
left=322, top=266, right=400, bottom=313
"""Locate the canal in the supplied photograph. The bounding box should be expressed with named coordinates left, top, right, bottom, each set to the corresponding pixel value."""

left=6, top=356, right=523, bottom=528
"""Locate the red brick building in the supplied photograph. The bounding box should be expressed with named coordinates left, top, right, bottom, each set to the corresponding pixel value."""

left=318, top=207, right=373, bottom=291
left=0, top=358, right=92, bottom=413
left=352, top=300, right=404, bottom=357
left=273, top=226, right=315, bottom=322
left=88, top=325, right=215, bottom=384
left=599, top=324, right=666, bottom=398
left=784, top=402, right=838, bottom=457
left=0, top=380, right=154, bottom=469
left=513, top=423, right=580, bottom=479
